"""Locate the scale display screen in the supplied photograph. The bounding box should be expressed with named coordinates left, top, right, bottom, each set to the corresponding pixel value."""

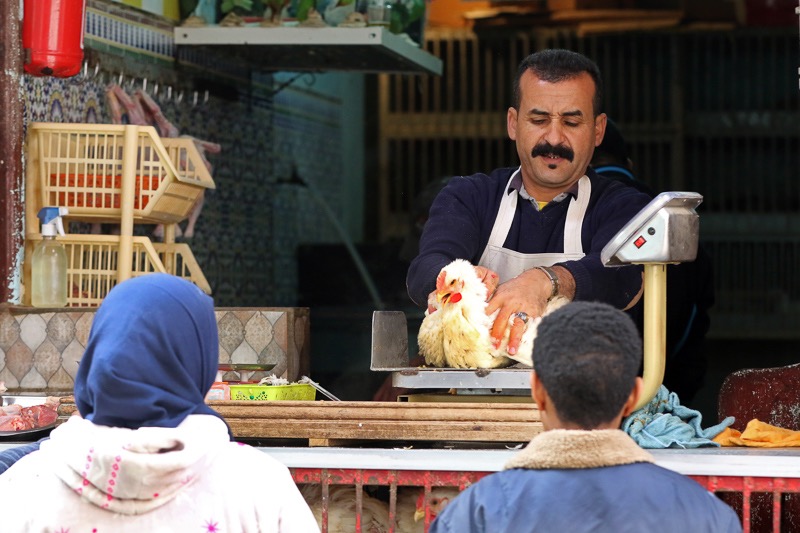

left=602, top=191, right=703, bottom=266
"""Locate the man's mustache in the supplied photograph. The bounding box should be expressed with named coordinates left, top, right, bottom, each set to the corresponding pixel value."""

left=531, top=142, right=574, bottom=162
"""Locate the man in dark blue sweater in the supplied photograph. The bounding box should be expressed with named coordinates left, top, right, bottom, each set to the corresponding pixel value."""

left=407, top=49, right=651, bottom=356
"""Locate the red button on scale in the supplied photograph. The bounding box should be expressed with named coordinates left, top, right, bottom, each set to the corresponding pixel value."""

left=634, top=236, right=646, bottom=248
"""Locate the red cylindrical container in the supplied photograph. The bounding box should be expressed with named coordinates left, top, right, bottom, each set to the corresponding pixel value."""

left=22, top=0, right=87, bottom=77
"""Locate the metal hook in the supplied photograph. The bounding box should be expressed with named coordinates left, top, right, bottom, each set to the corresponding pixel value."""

left=176, top=90, right=184, bottom=104
left=142, top=78, right=148, bottom=94
left=82, top=61, right=88, bottom=79
left=153, top=82, right=159, bottom=97
left=118, top=72, right=124, bottom=86
left=192, top=91, right=198, bottom=107
left=94, top=63, right=100, bottom=78
left=166, top=86, right=173, bottom=101
left=203, top=90, right=209, bottom=105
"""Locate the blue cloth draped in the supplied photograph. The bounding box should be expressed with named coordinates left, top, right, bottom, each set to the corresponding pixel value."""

left=622, top=385, right=735, bottom=448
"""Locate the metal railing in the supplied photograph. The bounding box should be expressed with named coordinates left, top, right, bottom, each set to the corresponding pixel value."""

left=291, top=467, right=800, bottom=533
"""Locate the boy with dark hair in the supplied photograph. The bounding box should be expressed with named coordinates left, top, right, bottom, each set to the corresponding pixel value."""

left=430, top=301, right=741, bottom=533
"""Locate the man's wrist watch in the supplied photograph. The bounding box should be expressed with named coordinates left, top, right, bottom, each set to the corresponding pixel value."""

left=535, top=266, right=559, bottom=301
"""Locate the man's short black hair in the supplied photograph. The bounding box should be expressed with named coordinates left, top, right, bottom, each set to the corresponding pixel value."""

left=533, top=301, right=642, bottom=428
left=513, top=49, right=604, bottom=116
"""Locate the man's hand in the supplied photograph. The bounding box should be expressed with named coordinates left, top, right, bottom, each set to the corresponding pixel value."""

left=485, top=266, right=575, bottom=355
left=474, top=265, right=499, bottom=300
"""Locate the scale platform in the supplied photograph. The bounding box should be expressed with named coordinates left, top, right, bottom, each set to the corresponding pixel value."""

left=370, top=310, right=532, bottom=393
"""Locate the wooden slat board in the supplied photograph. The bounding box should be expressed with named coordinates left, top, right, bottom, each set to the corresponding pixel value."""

left=547, top=0, right=622, bottom=10
left=575, top=17, right=682, bottom=37
left=550, top=9, right=683, bottom=22
left=58, top=398, right=543, bottom=445
left=211, top=400, right=542, bottom=443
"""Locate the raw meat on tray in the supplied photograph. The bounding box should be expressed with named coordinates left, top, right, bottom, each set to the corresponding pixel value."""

left=0, top=397, right=59, bottom=432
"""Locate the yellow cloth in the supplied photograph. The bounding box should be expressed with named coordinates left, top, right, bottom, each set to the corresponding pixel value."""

left=714, top=419, right=800, bottom=447
left=537, top=201, right=548, bottom=210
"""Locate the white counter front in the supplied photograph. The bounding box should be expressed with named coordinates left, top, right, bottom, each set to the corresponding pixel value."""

left=5, top=442, right=798, bottom=478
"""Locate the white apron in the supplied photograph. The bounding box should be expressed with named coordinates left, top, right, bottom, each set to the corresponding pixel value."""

left=478, top=167, right=591, bottom=283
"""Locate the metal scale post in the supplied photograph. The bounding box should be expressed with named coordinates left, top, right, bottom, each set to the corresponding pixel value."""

left=601, top=191, right=704, bottom=409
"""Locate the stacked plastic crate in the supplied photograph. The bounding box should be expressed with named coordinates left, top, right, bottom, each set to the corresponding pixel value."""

left=23, top=122, right=216, bottom=307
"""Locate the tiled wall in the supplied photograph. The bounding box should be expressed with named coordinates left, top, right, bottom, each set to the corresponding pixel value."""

left=0, top=305, right=309, bottom=393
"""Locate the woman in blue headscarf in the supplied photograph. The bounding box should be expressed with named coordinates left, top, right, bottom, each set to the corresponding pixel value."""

left=0, top=274, right=319, bottom=532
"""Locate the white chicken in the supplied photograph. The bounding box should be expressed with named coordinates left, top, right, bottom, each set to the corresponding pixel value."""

left=395, top=487, right=460, bottom=532
left=416, top=290, right=446, bottom=368
left=299, top=484, right=460, bottom=533
left=300, top=484, right=391, bottom=533
left=417, top=259, right=569, bottom=368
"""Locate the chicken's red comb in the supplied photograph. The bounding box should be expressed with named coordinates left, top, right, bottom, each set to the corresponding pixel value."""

left=436, top=270, right=447, bottom=291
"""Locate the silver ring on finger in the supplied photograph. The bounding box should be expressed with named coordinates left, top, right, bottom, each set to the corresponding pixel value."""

left=513, top=311, right=529, bottom=324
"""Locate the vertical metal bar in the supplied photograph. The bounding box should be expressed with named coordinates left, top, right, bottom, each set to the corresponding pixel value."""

left=688, top=33, right=696, bottom=122
left=433, top=37, right=443, bottom=181
left=481, top=37, right=490, bottom=114
left=388, top=472, right=398, bottom=533
left=471, top=37, right=479, bottom=173
left=423, top=476, right=433, bottom=533
left=627, top=35, right=636, bottom=124
left=378, top=74, right=392, bottom=238
left=595, top=36, right=605, bottom=116
left=747, top=38, right=758, bottom=212
left=393, top=139, right=401, bottom=215
left=321, top=470, right=330, bottom=533
left=355, top=477, right=364, bottom=533
left=408, top=69, right=416, bottom=115
left=446, top=39, right=454, bottom=114
left=767, top=33, right=780, bottom=209
left=655, top=34, right=662, bottom=124
left=704, top=33, right=712, bottom=114
left=772, top=480, right=783, bottom=533
left=671, top=34, right=684, bottom=191
left=445, top=36, right=455, bottom=174
left=714, top=33, right=722, bottom=114
left=742, top=477, right=753, bottom=533
left=433, top=38, right=442, bottom=116
left=459, top=35, right=467, bottom=116
left=422, top=36, right=433, bottom=114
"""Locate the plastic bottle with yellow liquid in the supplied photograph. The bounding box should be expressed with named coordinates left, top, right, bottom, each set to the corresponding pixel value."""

left=31, top=207, right=69, bottom=308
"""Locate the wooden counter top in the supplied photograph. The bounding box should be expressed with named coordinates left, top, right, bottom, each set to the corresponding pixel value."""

left=58, top=397, right=542, bottom=446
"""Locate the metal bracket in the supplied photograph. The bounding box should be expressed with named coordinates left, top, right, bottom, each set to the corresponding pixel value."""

left=370, top=310, right=410, bottom=371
